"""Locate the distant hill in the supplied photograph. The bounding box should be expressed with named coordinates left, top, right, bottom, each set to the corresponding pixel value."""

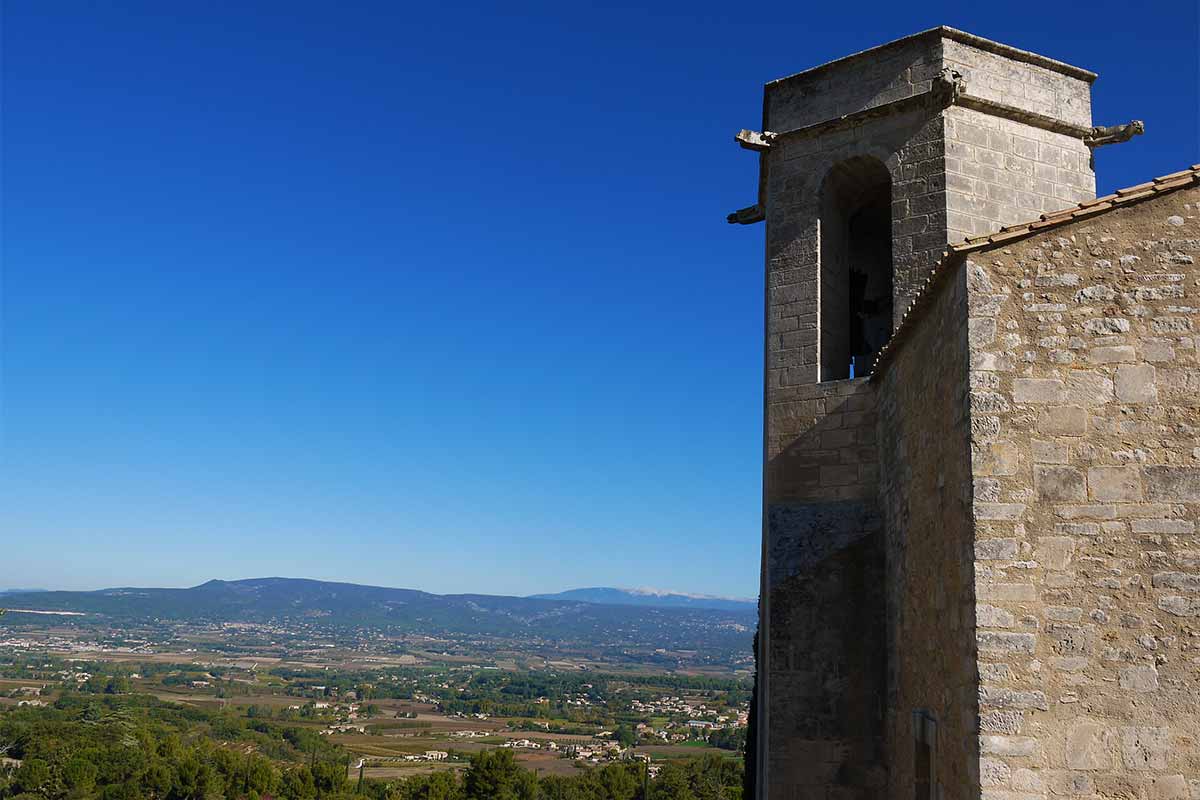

left=530, top=587, right=756, bottom=613
left=0, top=577, right=754, bottom=665
left=0, top=588, right=47, bottom=596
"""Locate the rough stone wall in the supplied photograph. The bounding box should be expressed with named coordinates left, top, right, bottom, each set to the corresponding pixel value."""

left=875, top=265, right=981, bottom=800
left=964, top=185, right=1200, bottom=798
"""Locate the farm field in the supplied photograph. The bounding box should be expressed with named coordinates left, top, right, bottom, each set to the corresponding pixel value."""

left=0, top=640, right=750, bottom=785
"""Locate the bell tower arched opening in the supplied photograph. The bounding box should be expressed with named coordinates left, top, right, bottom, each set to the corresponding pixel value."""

left=819, top=156, right=894, bottom=381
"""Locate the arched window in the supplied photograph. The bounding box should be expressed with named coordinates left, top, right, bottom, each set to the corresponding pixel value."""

left=819, top=157, right=893, bottom=381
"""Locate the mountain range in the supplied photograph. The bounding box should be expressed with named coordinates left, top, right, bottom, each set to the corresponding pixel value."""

left=0, top=577, right=755, bottom=665
left=530, top=587, right=755, bottom=612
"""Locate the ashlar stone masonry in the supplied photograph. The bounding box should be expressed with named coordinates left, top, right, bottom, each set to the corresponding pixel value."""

left=731, top=25, right=1197, bottom=800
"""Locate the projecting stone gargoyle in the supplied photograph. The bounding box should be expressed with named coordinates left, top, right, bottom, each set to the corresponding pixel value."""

left=1086, top=120, right=1145, bottom=147
left=932, top=67, right=966, bottom=107
left=727, top=205, right=765, bottom=225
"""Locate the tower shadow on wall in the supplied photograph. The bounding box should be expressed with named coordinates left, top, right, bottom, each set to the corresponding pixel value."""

left=763, top=384, right=889, bottom=795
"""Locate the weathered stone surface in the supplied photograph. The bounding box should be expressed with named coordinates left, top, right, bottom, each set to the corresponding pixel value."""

left=1036, top=536, right=1076, bottom=570
left=1088, top=466, right=1143, bottom=502
left=1035, top=465, right=1087, bottom=501
left=981, top=736, right=1038, bottom=757
left=955, top=182, right=1200, bottom=800
left=1088, top=345, right=1137, bottom=363
left=1132, top=519, right=1195, bottom=534
left=975, top=441, right=1020, bottom=476
left=1115, top=364, right=1158, bottom=403
left=976, top=539, right=1019, bottom=560
left=978, top=631, right=1036, bottom=653
left=1013, top=377, right=1066, bottom=404
left=1037, top=405, right=1088, bottom=435
left=1084, top=317, right=1130, bottom=335
left=977, top=604, right=1017, bottom=628
left=980, top=758, right=1012, bottom=787
left=980, top=710, right=1024, bottom=735
left=1011, top=768, right=1043, bottom=793
left=1151, top=572, right=1200, bottom=591
left=1120, top=727, right=1171, bottom=770
left=1149, top=775, right=1189, bottom=800
left=1157, top=596, right=1200, bottom=617
left=1064, top=371, right=1114, bottom=406
left=1045, top=605, right=1083, bottom=622
left=979, top=686, right=1049, bottom=711
left=1118, top=665, right=1160, bottom=692
left=1145, top=467, right=1200, bottom=502
left=1065, top=720, right=1110, bottom=770
left=1031, top=439, right=1069, bottom=464
left=976, top=503, right=1027, bottom=520
left=978, top=583, right=1038, bottom=603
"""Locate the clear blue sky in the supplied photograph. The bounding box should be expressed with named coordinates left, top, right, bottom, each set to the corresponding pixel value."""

left=2, top=2, right=1196, bottom=597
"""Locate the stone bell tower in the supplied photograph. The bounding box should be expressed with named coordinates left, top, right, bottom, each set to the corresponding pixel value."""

left=729, top=27, right=1138, bottom=800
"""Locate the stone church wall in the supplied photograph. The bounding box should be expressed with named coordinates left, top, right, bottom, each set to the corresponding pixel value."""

left=964, top=185, right=1200, bottom=798
left=874, top=263, right=980, bottom=800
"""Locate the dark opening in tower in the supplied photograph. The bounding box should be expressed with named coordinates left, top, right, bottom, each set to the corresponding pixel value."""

left=819, top=157, right=894, bottom=381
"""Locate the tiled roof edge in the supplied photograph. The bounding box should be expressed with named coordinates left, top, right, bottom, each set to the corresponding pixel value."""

left=869, top=163, right=1200, bottom=380
left=867, top=250, right=968, bottom=381
left=952, top=165, right=1200, bottom=255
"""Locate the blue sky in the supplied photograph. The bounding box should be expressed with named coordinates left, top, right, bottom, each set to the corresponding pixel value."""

left=2, top=2, right=1196, bottom=597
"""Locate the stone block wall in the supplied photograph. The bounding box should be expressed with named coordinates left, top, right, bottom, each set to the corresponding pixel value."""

left=940, top=33, right=1096, bottom=242
left=764, top=497, right=887, bottom=799
left=940, top=36, right=1093, bottom=129
left=945, top=107, right=1096, bottom=241
left=963, top=186, right=1200, bottom=797
left=766, top=379, right=879, bottom=501
left=764, top=110, right=946, bottom=387
left=875, top=264, right=980, bottom=800
left=764, top=378, right=887, bottom=800
left=762, top=30, right=1096, bottom=390
left=766, top=36, right=943, bottom=134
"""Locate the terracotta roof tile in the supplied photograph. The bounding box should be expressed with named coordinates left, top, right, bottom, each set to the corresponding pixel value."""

left=1155, top=169, right=1196, bottom=182
left=1154, top=175, right=1195, bottom=191
left=985, top=228, right=1029, bottom=245
left=870, top=163, right=1200, bottom=379
left=1116, top=181, right=1156, bottom=196
left=1069, top=202, right=1112, bottom=219
left=1040, top=208, right=1076, bottom=223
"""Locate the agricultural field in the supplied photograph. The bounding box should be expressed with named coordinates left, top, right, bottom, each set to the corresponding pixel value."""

left=0, top=644, right=749, bottom=790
